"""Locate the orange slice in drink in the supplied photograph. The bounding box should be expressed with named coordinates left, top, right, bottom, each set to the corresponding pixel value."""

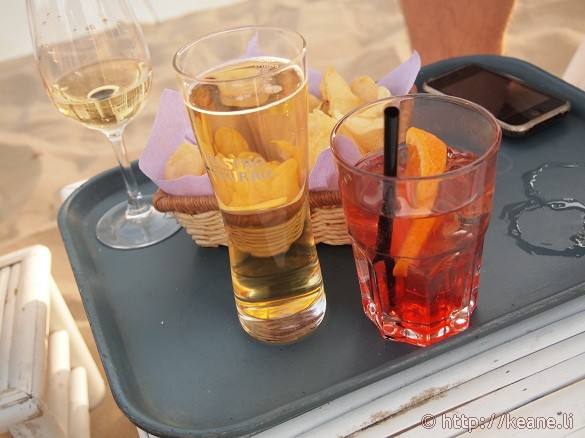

left=391, top=127, right=448, bottom=277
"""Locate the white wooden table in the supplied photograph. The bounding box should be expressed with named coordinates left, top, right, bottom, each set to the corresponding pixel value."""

left=257, top=293, right=585, bottom=437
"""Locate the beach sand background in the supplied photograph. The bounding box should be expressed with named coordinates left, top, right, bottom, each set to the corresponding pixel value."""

left=1, top=0, right=584, bottom=436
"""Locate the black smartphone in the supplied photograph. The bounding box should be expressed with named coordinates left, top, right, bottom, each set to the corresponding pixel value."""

left=422, top=64, right=571, bottom=137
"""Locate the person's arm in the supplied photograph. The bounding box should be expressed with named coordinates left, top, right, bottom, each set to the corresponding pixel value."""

left=399, top=0, right=516, bottom=65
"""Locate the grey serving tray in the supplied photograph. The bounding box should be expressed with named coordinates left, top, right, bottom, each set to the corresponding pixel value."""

left=59, top=56, right=585, bottom=437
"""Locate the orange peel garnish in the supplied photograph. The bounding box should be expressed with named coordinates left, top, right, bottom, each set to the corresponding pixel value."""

left=391, top=127, right=448, bottom=277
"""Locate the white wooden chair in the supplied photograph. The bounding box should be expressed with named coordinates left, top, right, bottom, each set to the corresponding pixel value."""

left=0, top=245, right=105, bottom=437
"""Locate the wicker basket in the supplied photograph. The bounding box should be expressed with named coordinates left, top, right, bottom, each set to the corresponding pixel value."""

left=152, top=189, right=350, bottom=247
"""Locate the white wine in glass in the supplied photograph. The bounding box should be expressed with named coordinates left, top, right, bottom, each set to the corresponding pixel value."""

left=27, top=0, right=180, bottom=249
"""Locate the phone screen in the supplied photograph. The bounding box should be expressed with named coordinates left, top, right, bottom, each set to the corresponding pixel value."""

left=424, top=64, right=569, bottom=128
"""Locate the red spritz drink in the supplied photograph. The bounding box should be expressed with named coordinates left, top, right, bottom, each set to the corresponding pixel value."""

left=332, top=94, right=501, bottom=347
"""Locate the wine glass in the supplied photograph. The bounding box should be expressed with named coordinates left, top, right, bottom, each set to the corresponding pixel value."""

left=26, top=0, right=180, bottom=249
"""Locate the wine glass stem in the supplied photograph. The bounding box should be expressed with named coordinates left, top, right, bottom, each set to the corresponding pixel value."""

left=106, top=128, right=150, bottom=218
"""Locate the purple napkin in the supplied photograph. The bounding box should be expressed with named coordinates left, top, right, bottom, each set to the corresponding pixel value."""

left=378, top=50, right=421, bottom=95
left=139, top=51, right=421, bottom=196
left=138, top=90, right=213, bottom=196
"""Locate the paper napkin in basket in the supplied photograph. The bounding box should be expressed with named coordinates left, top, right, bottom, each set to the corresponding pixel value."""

left=138, top=51, right=421, bottom=196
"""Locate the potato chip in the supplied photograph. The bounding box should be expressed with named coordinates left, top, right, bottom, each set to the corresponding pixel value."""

left=214, top=68, right=271, bottom=108
left=308, top=68, right=393, bottom=160
left=271, top=158, right=300, bottom=202
left=330, top=107, right=384, bottom=154
left=320, top=66, right=363, bottom=117
left=190, top=67, right=396, bottom=183
left=215, top=126, right=250, bottom=155
left=350, top=75, right=379, bottom=103
left=272, top=140, right=297, bottom=161
left=308, top=109, right=337, bottom=169
left=308, top=93, right=322, bottom=112
left=164, top=142, right=206, bottom=179
left=376, top=85, right=392, bottom=99
left=349, top=75, right=391, bottom=102
left=227, top=154, right=298, bottom=209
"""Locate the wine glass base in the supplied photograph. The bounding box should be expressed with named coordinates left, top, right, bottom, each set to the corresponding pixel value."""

left=96, top=195, right=181, bottom=249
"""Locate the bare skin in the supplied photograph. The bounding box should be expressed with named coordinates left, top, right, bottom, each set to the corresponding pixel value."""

left=399, top=0, right=516, bottom=65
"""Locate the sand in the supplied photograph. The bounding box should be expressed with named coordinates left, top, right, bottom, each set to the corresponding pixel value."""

left=1, top=0, right=584, bottom=436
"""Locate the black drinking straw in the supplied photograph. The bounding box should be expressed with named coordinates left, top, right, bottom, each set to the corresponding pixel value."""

left=382, top=106, right=399, bottom=177
left=373, top=106, right=399, bottom=305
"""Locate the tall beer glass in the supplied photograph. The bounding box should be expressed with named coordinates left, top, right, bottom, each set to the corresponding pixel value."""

left=173, top=26, right=326, bottom=344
